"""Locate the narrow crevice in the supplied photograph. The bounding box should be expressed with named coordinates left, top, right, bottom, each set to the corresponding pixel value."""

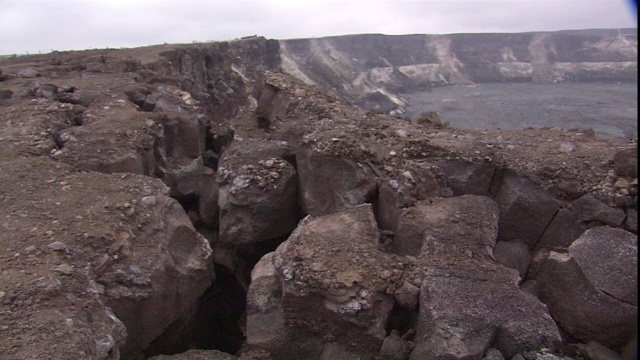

left=600, top=289, right=636, bottom=306
left=282, top=153, right=297, bottom=170
left=530, top=208, right=560, bottom=251
left=489, top=166, right=505, bottom=198
left=385, top=302, right=418, bottom=338
left=142, top=263, right=247, bottom=358
left=174, top=194, right=203, bottom=228
left=191, top=263, right=247, bottom=353
left=234, top=233, right=293, bottom=287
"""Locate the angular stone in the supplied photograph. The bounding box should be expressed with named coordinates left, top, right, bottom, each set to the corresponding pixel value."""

left=625, top=209, right=637, bottom=233
left=393, top=195, right=499, bottom=259
left=163, top=156, right=205, bottom=198
left=394, top=281, right=420, bottom=310
left=246, top=205, right=399, bottom=359
left=217, top=140, right=299, bottom=244
left=536, top=227, right=637, bottom=348
left=246, top=253, right=285, bottom=347
left=118, top=84, right=150, bottom=108
left=575, top=341, right=623, bottom=360
left=198, top=169, right=219, bottom=228
left=380, top=330, right=409, bottom=360
left=494, top=171, right=562, bottom=248
left=255, top=82, right=293, bottom=128
left=613, top=147, right=638, bottom=178
left=375, top=182, right=405, bottom=231
left=159, top=113, right=206, bottom=159
left=17, top=67, right=40, bottom=78
left=101, top=194, right=214, bottom=356
left=536, top=208, right=588, bottom=250
left=34, top=84, right=58, bottom=100
left=570, top=227, right=637, bottom=305
left=410, top=268, right=561, bottom=360
left=297, top=150, right=377, bottom=216
left=483, top=348, right=506, bottom=360
left=0, top=89, right=13, bottom=100
left=436, top=160, right=496, bottom=196
left=493, top=240, right=532, bottom=278
left=375, top=163, right=444, bottom=232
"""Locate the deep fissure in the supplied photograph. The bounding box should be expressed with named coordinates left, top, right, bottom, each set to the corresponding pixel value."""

left=107, top=35, right=632, bottom=356
left=144, top=79, right=631, bottom=358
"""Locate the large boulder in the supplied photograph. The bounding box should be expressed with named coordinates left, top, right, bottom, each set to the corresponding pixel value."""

left=89, top=179, right=214, bottom=357
left=494, top=171, right=562, bottom=248
left=392, top=195, right=499, bottom=258
left=400, top=195, right=561, bottom=360
left=410, top=268, right=561, bottom=360
left=245, top=204, right=402, bottom=359
left=493, top=240, right=532, bottom=278
left=217, top=139, right=299, bottom=244
left=536, top=226, right=637, bottom=348
left=158, top=112, right=206, bottom=159
left=0, top=159, right=213, bottom=359
left=435, top=160, right=497, bottom=196
left=537, top=194, right=625, bottom=250
left=296, top=150, right=377, bottom=216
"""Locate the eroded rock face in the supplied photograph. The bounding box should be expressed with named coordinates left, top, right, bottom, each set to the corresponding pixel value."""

left=393, top=195, right=499, bottom=258
left=97, top=191, right=214, bottom=357
left=216, top=139, right=300, bottom=244
left=411, top=269, right=561, bottom=360
left=536, top=227, right=637, bottom=348
left=280, top=30, right=637, bottom=114
left=537, top=194, right=626, bottom=250
left=246, top=205, right=400, bottom=359
left=296, top=150, right=377, bottom=216
left=495, top=171, right=563, bottom=248
left=0, top=158, right=213, bottom=359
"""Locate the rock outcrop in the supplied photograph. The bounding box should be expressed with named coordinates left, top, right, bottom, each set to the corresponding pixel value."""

left=535, top=227, right=637, bottom=349
left=0, top=32, right=636, bottom=360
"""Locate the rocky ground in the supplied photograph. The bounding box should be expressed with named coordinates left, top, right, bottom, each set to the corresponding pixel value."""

left=0, top=36, right=637, bottom=360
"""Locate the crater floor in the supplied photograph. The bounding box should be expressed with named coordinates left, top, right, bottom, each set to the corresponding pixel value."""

left=402, top=82, right=638, bottom=139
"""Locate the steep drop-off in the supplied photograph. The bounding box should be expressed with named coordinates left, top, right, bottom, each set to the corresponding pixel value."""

left=280, top=29, right=638, bottom=114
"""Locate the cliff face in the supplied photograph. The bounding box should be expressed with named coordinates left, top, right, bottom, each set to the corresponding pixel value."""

left=279, top=29, right=638, bottom=112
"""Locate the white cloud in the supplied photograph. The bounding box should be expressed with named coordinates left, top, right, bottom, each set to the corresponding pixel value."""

left=0, top=0, right=636, bottom=54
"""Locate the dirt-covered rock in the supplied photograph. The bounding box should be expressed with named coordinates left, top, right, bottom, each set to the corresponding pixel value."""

left=0, top=158, right=213, bottom=359
left=216, top=139, right=299, bottom=244
left=535, top=226, right=637, bottom=349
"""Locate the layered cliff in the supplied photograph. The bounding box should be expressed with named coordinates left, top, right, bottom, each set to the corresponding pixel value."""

left=280, top=29, right=638, bottom=113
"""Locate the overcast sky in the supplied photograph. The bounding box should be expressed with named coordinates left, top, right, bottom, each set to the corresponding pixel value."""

left=0, top=0, right=637, bottom=55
